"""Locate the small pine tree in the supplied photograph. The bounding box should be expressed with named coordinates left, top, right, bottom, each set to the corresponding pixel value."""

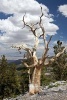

left=51, top=40, right=67, bottom=80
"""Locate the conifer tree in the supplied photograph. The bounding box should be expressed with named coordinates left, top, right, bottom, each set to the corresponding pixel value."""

left=51, top=40, right=67, bottom=80
left=0, top=55, right=21, bottom=99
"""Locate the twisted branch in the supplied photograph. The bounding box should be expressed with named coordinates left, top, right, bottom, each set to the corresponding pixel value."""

left=44, top=47, right=66, bottom=65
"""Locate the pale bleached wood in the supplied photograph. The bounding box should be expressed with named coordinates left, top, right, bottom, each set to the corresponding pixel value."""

left=44, top=47, right=66, bottom=66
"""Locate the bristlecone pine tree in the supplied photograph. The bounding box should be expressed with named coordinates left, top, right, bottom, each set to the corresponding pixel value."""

left=12, top=7, right=66, bottom=94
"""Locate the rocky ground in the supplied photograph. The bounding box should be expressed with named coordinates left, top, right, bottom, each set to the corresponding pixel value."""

left=3, top=81, right=67, bottom=100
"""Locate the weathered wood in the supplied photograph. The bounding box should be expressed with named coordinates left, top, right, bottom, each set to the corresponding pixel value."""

left=29, top=66, right=41, bottom=94
left=12, top=6, right=66, bottom=95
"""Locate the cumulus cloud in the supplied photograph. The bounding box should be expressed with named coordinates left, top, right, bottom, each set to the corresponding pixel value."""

left=58, top=4, right=67, bottom=17
left=0, top=0, right=59, bottom=59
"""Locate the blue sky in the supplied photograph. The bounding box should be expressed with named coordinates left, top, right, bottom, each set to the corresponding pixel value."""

left=37, top=0, right=67, bottom=41
left=0, top=0, right=67, bottom=60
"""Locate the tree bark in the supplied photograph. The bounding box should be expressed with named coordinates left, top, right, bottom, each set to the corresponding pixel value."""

left=29, top=66, right=41, bottom=94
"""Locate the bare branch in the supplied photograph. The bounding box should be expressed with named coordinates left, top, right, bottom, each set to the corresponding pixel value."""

left=32, top=22, right=39, bottom=27
left=12, top=43, right=32, bottom=57
left=29, top=62, right=38, bottom=67
left=33, top=34, right=39, bottom=51
left=23, top=62, right=29, bottom=67
left=38, top=6, right=47, bottom=48
left=12, top=43, right=31, bottom=51
left=47, top=36, right=52, bottom=46
left=42, top=36, right=52, bottom=63
left=40, top=6, right=44, bottom=24
left=22, top=13, right=38, bottom=37
left=23, top=61, right=37, bottom=68
left=44, top=47, right=66, bottom=65
left=55, top=47, right=66, bottom=58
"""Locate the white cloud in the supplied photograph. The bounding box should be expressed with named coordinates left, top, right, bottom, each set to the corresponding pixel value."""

left=0, top=0, right=49, bottom=14
left=0, top=0, right=59, bottom=59
left=58, top=4, right=67, bottom=17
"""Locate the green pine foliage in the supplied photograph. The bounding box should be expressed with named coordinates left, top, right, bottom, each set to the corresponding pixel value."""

left=0, top=55, right=21, bottom=99
left=17, top=64, right=29, bottom=94
left=41, top=67, right=50, bottom=86
left=20, top=68, right=29, bottom=94
left=41, top=66, right=54, bottom=86
left=51, top=40, right=67, bottom=80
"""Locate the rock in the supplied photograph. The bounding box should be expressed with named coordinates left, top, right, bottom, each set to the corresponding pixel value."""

left=3, top=81, right=67, bottom=100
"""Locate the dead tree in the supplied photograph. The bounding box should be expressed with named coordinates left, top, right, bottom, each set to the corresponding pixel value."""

left=12, top=7, right=66, bottom=94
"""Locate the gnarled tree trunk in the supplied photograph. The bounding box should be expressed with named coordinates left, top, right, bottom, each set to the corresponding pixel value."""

left=29, top=66, right=41, bottom=94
